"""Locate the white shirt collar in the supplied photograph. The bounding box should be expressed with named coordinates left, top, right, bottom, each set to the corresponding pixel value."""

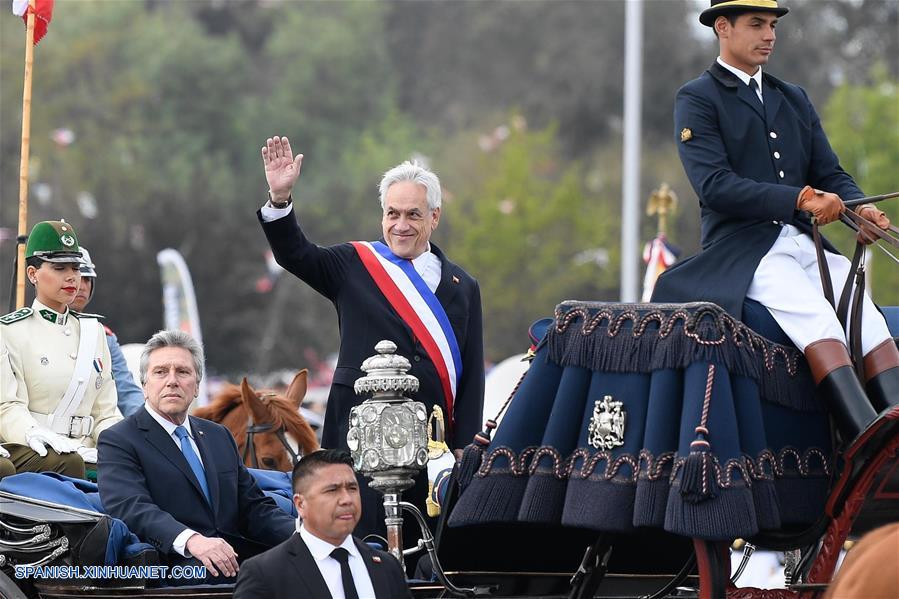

left=143, top=403, right=194, bottom=440
left=410, top=243, right=442, bottom=293
left=299, top=524, right=360, bottom=562
left=717, top=56, right=763, bottom=91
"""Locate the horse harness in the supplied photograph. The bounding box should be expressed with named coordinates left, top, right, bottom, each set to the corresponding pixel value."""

left=242, top=393, right=301, bottom=469
left=811, top=200, right=899, bottom=378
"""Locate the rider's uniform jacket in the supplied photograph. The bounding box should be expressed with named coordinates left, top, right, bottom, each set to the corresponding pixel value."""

left=0, top=299, right=121, bottom=447
left=652, top=61, right=863, bottom=318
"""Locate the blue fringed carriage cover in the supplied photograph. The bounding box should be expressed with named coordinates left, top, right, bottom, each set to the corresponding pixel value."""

left=449, top=301, right=834, bottom=541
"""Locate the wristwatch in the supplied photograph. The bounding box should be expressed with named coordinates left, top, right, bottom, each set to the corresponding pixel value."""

left=268, top=192, right=291, bottom=209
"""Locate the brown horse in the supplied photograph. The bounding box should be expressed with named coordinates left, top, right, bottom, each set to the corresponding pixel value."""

left=194, top=370, right=319, bottom=472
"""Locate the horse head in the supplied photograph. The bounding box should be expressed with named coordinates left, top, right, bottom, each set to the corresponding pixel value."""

left=194, top=370, right=319, bottom=471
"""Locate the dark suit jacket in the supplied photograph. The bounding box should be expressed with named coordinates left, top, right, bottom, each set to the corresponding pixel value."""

left=653, top=62, right=862, bottom=318
left=259, top=209, right=485, bottom=450
left=97, top=408, right=296, bottom=557
left=234, top=533, right=412, bottom=599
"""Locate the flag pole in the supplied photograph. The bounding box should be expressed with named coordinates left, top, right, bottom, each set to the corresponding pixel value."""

left=16, top=0, right=37, bottom=309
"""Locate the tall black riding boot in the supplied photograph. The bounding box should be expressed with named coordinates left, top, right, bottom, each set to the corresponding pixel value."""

left=864, top=339, right=899, bottom=411
left=805, top=339, right=878, bottom=442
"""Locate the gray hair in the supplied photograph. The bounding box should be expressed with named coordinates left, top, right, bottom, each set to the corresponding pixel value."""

left=139, top=330, right=205, bottom=385
left=378, top=160, right=442, bottom=211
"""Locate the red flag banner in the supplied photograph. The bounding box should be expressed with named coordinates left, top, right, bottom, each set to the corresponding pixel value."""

left=12, top=0, right=55, bottom=45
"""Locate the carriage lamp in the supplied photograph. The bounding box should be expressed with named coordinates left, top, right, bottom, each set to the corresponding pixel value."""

left=348, top=340, right=429, bottom=564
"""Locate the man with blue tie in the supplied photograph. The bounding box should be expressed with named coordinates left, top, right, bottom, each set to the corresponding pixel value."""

left=98, top=330, right=295, bottom=584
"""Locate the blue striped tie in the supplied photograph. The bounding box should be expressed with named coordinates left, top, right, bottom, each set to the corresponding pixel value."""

left=174, top=426, right=211, bottom=505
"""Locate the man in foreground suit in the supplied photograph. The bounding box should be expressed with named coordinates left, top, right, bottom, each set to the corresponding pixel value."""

left=258, top=136, right=484, bottom=541
left=234, top=449, right=411, bottom=599
left=98, top=330, right=295, bottom=584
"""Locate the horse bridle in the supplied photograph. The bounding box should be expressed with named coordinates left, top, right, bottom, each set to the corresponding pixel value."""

left=242, top=403, right=301, bottom=469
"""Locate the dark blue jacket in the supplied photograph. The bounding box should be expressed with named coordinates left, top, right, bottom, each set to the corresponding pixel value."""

left=653, top=62, right=862, bottom=317
left=97, top=408, right=295, bottom=557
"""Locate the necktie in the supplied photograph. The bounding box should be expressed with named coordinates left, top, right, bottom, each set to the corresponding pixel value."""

left=330, top=547, right=360, bottom=599
left=174, top=426, right=211, bottom=505
left=749, top=78, right=764, bottom=105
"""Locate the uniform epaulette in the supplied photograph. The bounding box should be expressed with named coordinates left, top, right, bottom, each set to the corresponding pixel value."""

left=0, top=307, right=32, bottom=325
left=70, top=310, right=105, bottom=320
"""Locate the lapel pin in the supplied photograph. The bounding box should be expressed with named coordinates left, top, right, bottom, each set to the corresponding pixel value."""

left=452, top=275, right=460, bottom=284
left=372, top=556, right=381, bottom=563
left=680, top=128, right=692, bottom=143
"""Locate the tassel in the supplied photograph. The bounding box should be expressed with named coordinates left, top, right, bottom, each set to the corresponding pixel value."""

left=680, top=426, right=718, bottom=504
left=681, top=364, right=718, bottom=504
left=455, top=419, right=497, bottom=491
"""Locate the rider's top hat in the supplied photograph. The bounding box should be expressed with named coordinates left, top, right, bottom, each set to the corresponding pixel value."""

left=25, top=220, right=82, bottom=263
left=699, top=0, right=789, bottom=27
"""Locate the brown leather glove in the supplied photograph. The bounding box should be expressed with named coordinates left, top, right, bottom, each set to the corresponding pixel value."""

left=855, top=203, right=891, bottom=245
left=797, top=185, right=844, bottom=225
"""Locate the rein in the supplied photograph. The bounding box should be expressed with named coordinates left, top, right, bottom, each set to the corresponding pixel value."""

left=810, top=197, right=899, bottom=379
left=242, top=408, right=301, bottom=469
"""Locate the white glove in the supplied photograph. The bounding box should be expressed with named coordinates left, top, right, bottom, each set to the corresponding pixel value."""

left=76, top=446, right=97, bottom=464
left=25, top=427, right=79, bottom=457
left=0, top=445, right=10, bottom=459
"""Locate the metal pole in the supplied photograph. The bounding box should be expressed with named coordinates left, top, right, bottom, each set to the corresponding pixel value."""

left=620, top=0, right=644, bottom=302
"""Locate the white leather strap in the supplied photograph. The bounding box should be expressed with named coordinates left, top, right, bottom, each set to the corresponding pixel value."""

left=48, top=317, right=100, bottom=436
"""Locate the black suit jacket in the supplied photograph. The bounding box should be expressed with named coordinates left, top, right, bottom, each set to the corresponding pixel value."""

left=97, top=408, right=295, bottom=557
left=259, top=209, right=485, bottom=450
left=653, top=62, right=861, bottom=318
left=234, top=533, right=412, bottom=599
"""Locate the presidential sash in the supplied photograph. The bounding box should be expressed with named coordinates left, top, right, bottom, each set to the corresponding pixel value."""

left=351, top=241, right=462, bottom=431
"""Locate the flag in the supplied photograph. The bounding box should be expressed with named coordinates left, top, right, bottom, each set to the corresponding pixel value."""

left=12, top=0, right=54, bottom=45
left=156, top=248, right=208, bottom=405
left=641, top=233, right=679, bottom=302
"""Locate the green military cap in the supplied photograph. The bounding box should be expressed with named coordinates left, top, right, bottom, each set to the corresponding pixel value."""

left=25, top=220, right=83, bottom=263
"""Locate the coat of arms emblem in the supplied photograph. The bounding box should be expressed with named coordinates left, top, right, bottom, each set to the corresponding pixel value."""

left=587, top=395, right=626, bottom=450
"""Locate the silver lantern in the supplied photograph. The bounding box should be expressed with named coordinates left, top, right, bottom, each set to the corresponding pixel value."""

left=348, top=340, right=429, bottom=565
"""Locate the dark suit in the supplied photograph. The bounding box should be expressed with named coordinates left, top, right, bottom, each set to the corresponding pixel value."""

left=97, top=408, right=295, bottom=571
left=235, top=533, right=411, bottom=599
left=652, top=62, right=862, bottom=318
left=260, top=210, right=484, bottom=544
left=260, top=210, right=484, bottom=452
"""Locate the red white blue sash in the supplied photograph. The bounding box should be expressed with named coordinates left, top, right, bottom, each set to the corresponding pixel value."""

left=351, top=241, right=462, bottom=430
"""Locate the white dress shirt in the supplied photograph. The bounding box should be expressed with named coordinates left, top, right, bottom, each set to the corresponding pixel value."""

left=717, top=56, right=763, bottom=104
left=260, top=198, right=442, bottom=292
left=299, top=525, right=377, bottom=599
left=143, top=404, right=204, bottom=557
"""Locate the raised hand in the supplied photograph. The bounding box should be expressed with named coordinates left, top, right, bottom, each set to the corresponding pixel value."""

left=261, top=136, right=303, bottom=204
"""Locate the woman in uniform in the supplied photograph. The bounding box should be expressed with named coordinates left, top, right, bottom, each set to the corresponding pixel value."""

left=0, top=220, right=121, bottom=478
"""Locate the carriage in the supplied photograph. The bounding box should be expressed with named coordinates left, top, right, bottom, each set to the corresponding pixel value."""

left=2, top=297, right=897, bottom=599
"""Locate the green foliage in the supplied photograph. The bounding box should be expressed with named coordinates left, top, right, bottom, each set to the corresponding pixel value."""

left=443, top=123, right=617, bottom=359
left=823, top=65, right=899, bottom=305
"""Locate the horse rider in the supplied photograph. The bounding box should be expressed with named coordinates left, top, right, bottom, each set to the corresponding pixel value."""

left=71, top=246, right=145, bottom=417
left=1, top=220, right=121, bottom=478
left=652, top=0, right=899, bottom=443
